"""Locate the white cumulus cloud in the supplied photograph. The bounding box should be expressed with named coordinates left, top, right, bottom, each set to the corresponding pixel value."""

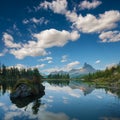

left=65, top=61, right=80, bottom=71
left=3, top=29, right=80, bottom=59
left=39, top=57, right=53, bottom=62
left=31, top=17, right=48, bottom=24
left=65, top=11, right=78, bottom=23
left=70, top=10, right=120, bottom=33
left=39, top=0, right=120, bottom=34
left=95, top=60, right=101, bottom=64
left=33, top=64, right=46, bottom=69
left=48, top=60, right=53, bottom=64
left=79, top=0, right=102, bottom=10
left=43, top=61, right=80, bottom=73
left=8, top=63, right=45, bottom=70
left=99, top=31, right=120, bottom=42
left=14, top=64, right=27, bottom=69
left=23, top=17, right=48, bottom=25
left=2, top=33, right=21, bottom=48
left=33, top=29, right=80, bottom=48
left=39, top=0, right=67, bottom=14
left=10, top=47, right=47, bottom=59
left=38, top=56, right=53, bottom=64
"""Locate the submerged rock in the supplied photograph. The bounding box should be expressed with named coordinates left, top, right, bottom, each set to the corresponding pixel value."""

left=10, top=79, right=45, bottom=98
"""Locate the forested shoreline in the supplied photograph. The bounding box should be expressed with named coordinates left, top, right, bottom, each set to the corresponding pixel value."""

left=82, top=62, right=120, bottom=88
left=1, top=61, right=120, bottom=86
left=0, top=63, right=42, bottom=82
left=47, top=73, right=70, bottom=79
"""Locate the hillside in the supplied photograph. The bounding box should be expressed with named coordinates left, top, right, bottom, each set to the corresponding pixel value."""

left=82, top=63, right=120, bottom=88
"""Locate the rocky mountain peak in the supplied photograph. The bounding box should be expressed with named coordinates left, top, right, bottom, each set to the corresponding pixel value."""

left=83, top=62, right=95, bottom=71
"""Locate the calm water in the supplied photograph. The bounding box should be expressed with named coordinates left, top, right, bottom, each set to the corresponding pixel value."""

left=0, top=81, right=120, bottom=120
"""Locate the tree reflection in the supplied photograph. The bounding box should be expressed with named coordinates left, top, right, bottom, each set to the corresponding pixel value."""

left=0, top=82, right=7, bottom=95
left=10, top=92, right=45, bottom=114
left=47, top=79, right=70, bottom=86
left=0, top=80, right=16, bottom=95
left=2, top=83, right=7, bottom=95
left=32, top=99, right=41, bottom=114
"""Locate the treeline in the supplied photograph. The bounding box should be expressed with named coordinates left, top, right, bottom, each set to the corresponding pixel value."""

left=0, top=63, right=42, bottom=81
left=47, top=74, right=70, bottom=79
left=83, top=62, right=120, bottom=82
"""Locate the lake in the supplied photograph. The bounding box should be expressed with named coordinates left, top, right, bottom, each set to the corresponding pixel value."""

left=0, top=80, right=120, bottom=120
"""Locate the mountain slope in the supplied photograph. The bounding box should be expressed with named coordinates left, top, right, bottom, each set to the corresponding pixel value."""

left=50, top=70, right=68, bottom=75
left=69, top=63, right=96, bottom=78
left=49, top=63, right=97, bottom=78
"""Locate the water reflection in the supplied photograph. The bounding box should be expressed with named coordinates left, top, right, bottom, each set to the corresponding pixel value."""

left=32, top=99, right=41, bottom=114
left=0, top=80, right=120, bottom=120
left=2, top=102, right=70, bottom=120
left=43, top=81, right=120, bottom=120
left=0, top=80, right=15, bottom=95
left=46, top=80, right=95, bottom=96
left=69, top=81, right=95, bottom=96
left=47, top=79, right=70, bottom=86
left=10, top=94, right=44, bottom=114
left=95, top=84, right=120, bottom=98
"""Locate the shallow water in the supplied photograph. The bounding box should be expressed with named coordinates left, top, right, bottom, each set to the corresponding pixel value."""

left=0, top=81, right=120, bottom=120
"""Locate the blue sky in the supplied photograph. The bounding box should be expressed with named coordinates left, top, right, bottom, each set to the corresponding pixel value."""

left=0, top=0, right=120, bottom=74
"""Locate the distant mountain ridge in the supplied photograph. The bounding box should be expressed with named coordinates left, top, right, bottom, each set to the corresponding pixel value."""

left=50, top=70, right=68, bottom=75
left=49, top=63, right=97, bottom=78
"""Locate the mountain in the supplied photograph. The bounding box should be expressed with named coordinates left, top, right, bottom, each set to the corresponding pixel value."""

left=69, top=69, right=82, bottom=78
left=69, top=63, right=96, bottom=78
left=81, top=62, right=96, bottom=74
left=50, top=70, right=68, bottom=75
left=49, top=63, right=97, bottom=78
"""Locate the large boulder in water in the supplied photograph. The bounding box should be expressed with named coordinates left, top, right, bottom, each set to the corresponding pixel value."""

left=10, top=79, right=45, bottom=98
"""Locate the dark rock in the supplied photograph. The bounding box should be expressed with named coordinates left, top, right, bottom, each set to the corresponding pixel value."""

left=10, top=82, right=45, bottom=99
left=10, top=92, right=45, bottom=108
